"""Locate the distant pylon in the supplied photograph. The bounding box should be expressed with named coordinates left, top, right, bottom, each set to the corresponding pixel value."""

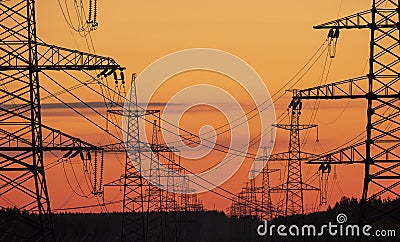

left=270, top=90, right=319, bottom=216
left=104, top=74, right=159, bottom=242
left=121, top=74, right=148, bottom=242
left=228, top=147, right=279, bottom=220
left=258, top=147, right=280, bottom=220
left=146, top=119, right=164, bottom=242
left=105, top=74, right=204, bottom=241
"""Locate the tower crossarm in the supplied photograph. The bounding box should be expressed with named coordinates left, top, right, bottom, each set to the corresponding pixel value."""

left=41, top=124, right=102, bottom=151
left=0, top=124, right=101, bottom=152
left=273, top=124, right=318, bottom=131
left=101, top=142, right=126, bottom=153
left=101, top=141, right=178, bottom=153
left=150, top=144, right=179, bottom=153
left=255, top=151, right=319, bottom=161
left=270, top=182, right=319, bottom=192
left=0, top=124, right=102, bottom=171
left=294, top=76, right=400, bottom=100
left=313, top=9, right=397, bottom=29
left=0, top=41, right=123, bottom=71
left=306, top=141, right=366, bottom=165
left=107, top=109, right=160, bottom=117
left=307, top=138, right=400, bottom=165
left=297, top=76, right=368, bottom=99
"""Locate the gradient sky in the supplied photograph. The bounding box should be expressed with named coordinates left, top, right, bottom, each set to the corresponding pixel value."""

left=26, top=1, right=379, bottom=212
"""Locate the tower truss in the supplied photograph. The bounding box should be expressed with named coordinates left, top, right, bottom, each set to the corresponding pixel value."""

left=294, top=0, right=400, bottom=222
left=104, top=74, right=204, bottom=241
left=268, top=93, right=319, bottom=217
left=0, top=0, right=123, bottom=240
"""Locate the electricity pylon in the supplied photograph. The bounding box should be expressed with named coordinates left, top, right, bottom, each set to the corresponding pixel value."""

left=294, top=0, right=400, bottom=222
left=104, top=74, right=159, bottom=242
left=253, top=147, right=280, bottom=220
left=0, top=0, right=123, bottom=240
left=228, top=148, right=279, bottom=220
left=268, top=92, right=319, bottom=217
left=105, top=74, right=204, bottom=241
left=228, top=114, right=320, bottom=220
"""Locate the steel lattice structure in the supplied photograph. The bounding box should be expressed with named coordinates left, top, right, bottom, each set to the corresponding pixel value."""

left=258, top=148, right=280, bottom=220
left=104, top=74, right=204, bottom=242
left=294, top=0, right=400, bottom=222
left=228, top=99, right=322, bottom=219
left=268, top=93, right=319, bottom=217
left=0, top=0, right=123, bottom=240
left=228, top=155, right=279, bottom=220
left=105, top=75, right=154, bottom=242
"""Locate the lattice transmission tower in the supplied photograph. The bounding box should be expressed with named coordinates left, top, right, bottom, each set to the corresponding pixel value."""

left=228, top=99, right=322, bottom=219
left=268, top=91, right=319, bottom=217
left=228, top=148, right=280, bottom=220
left=104, top=74, right=204, bottom=242
left=104, top=74, right=159, bottom=242
left=294, top=0, right=400, bottom=222
left=255, top=147, right=280, bottom=220
left=0, top=0, right=123, bottom=240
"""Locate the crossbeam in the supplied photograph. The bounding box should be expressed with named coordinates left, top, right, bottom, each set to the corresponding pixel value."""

left=314, top=9, right=397, bottom=29
left=0, top=42, right=123, bottom=71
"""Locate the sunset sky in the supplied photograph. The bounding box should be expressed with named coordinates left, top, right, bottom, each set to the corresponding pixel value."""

left=29, top=1, right=377, bottom=213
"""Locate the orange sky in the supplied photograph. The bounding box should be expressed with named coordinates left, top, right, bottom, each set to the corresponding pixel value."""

left=19, top=1, right=380, bottom=213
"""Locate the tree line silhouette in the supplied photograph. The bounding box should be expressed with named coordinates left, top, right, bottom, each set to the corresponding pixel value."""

left=0, top=196, right=399, bottom=241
